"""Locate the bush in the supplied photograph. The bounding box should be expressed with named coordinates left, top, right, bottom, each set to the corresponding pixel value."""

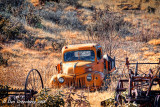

left=60, top=11, right=86, bottom=30
left=48, top=0, right=80, bottom=7
left=23, top=35, right=36, bottom=49
left=60, top=0, right=80, bottom=7
left=0, top=53, right=8, bottom=66
left=0, top=15, right=24, bottom=42
left=1, top=0, right=42, bottom=28
left=36, top=88, right=65, bottom=107
left=26, top=13, right=42, bottom=28
left=52, top=39, right=66, bottom=52
left=40, top=10, right=63, bottom=23
left=0, top=0, right=25, bottom=7
left=87, top=7, right=130, bottom=39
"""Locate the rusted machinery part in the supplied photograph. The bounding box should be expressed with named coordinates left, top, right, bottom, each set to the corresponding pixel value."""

left=155, top=67, right=160, bottom=78
left=114, top=58, right=160, bottom=106
left=102, top=73, right=129, bottom=91
left=0, top=69, right=44, bottom=101
left=115, top=94, right=126, bottom=106
left=154, top=95, right=160, bottom=107
left=25, top=69, right=44, bottom=101
left=115, top=84, right=127, bottom=106
left=115, top=80, right=127, bottom=106
left=0, top=85, right=10, bottom=99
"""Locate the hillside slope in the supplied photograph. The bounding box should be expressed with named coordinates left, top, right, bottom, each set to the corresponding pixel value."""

left=0, top=0, right=160, bottom=106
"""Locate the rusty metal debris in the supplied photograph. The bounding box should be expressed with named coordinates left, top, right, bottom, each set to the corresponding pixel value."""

left=0, top=69, right=44, bottom=102
left=115, top=58, right=160, bottom=107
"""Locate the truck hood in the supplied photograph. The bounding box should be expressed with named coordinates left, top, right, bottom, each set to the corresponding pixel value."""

left=62, top=61, right=93, bottom=75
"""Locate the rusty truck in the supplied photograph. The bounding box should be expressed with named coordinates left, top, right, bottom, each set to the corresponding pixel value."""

left=50, top=43, right=116, bottom=91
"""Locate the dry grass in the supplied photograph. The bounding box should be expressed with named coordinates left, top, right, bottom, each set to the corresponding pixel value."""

left=88, top=91, right=114, bottom=107
left=0, top=42, right=60, bottom=87
left=64, top=6, right=76, bottom=11
left=141, top=47, right=149, bottom=51
left=0, top=0, right=160, bottom=106
left=30, top=0, right=40, bottom=6
left=148, top=39, right=160, bottom=45
left=24, top=25, right=58, bottom=39
left=143, top=51, right=155, bottom=56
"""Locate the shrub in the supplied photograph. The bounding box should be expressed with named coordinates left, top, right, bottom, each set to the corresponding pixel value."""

left=59, top=0, right=80, bottom=7
left=0, top=0, right=25, bottom=7
left=0, top=45, right=2, bottom=50
left=147, top=6, right=156, bottom=13
left=87, top=7, right=130, bottom=39
left=1, top=0, right=42, bottom=28
left=34, top=39, right=48, bottom=51
left=60, top=11, right=85, bottom=30
left=0, top=53, right=8, bottom=66
left=52, top=39, right=66, bottom=52
left=40, top=10, right=63, bottom=23
left=26, top=13, right=42, bottom=28
left=0, top=15, right=24, bottom=42
left=36, top=88, right=65, bottom=107
left=48, top=0, right=80, bottom=7
left=23, top=35, right=36, bottom=49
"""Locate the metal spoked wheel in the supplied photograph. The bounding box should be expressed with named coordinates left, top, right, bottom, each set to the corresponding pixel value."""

left=25, top=69, right=44, bottom=101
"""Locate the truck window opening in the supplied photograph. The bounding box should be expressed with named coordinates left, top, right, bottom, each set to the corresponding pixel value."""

left=97, top=49, right=101, bottom=60
left=64, top=50, right=95, bottom=62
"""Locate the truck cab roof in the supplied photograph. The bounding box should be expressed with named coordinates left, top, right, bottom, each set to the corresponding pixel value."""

left=62, top=43, right=101, bottom=53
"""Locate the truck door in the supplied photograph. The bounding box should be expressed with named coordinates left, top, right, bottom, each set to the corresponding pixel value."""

left=96, top=48, right=104, bottom=72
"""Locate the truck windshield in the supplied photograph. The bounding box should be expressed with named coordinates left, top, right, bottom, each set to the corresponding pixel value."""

left=64, top=50, right=95, bottom=62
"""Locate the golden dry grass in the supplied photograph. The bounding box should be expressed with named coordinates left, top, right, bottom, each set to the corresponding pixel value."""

left=0, top=43, right=60, bottom=87
left=24, top=25, right=59, bottom=39
left=148, top=39, right=160, bottom=45
left=30, top=0, right=40, bottom=6
left=1, top=0, right=160, bottom=106
left=64, top=6, right=76, bottom=11
left=144, top=51, right=155, bottom=56
left=125, top=36, right=134, bottom=41
left=141, top=47, right=149, bottom=51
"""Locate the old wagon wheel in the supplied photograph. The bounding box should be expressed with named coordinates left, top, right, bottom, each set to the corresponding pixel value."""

left=25, top=69, right=44, bottom=100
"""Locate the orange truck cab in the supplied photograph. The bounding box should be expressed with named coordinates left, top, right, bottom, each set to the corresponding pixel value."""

left=50, top=43, right=116, bottom=90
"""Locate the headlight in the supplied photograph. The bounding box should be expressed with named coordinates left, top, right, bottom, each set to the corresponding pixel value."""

left=88, top=68, right=92, bottom=71
left=58, top=77, right=64, bottom=83
left=86, top=67, right=92, bottom=71
left=87, top=74, right=92, bottom=81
